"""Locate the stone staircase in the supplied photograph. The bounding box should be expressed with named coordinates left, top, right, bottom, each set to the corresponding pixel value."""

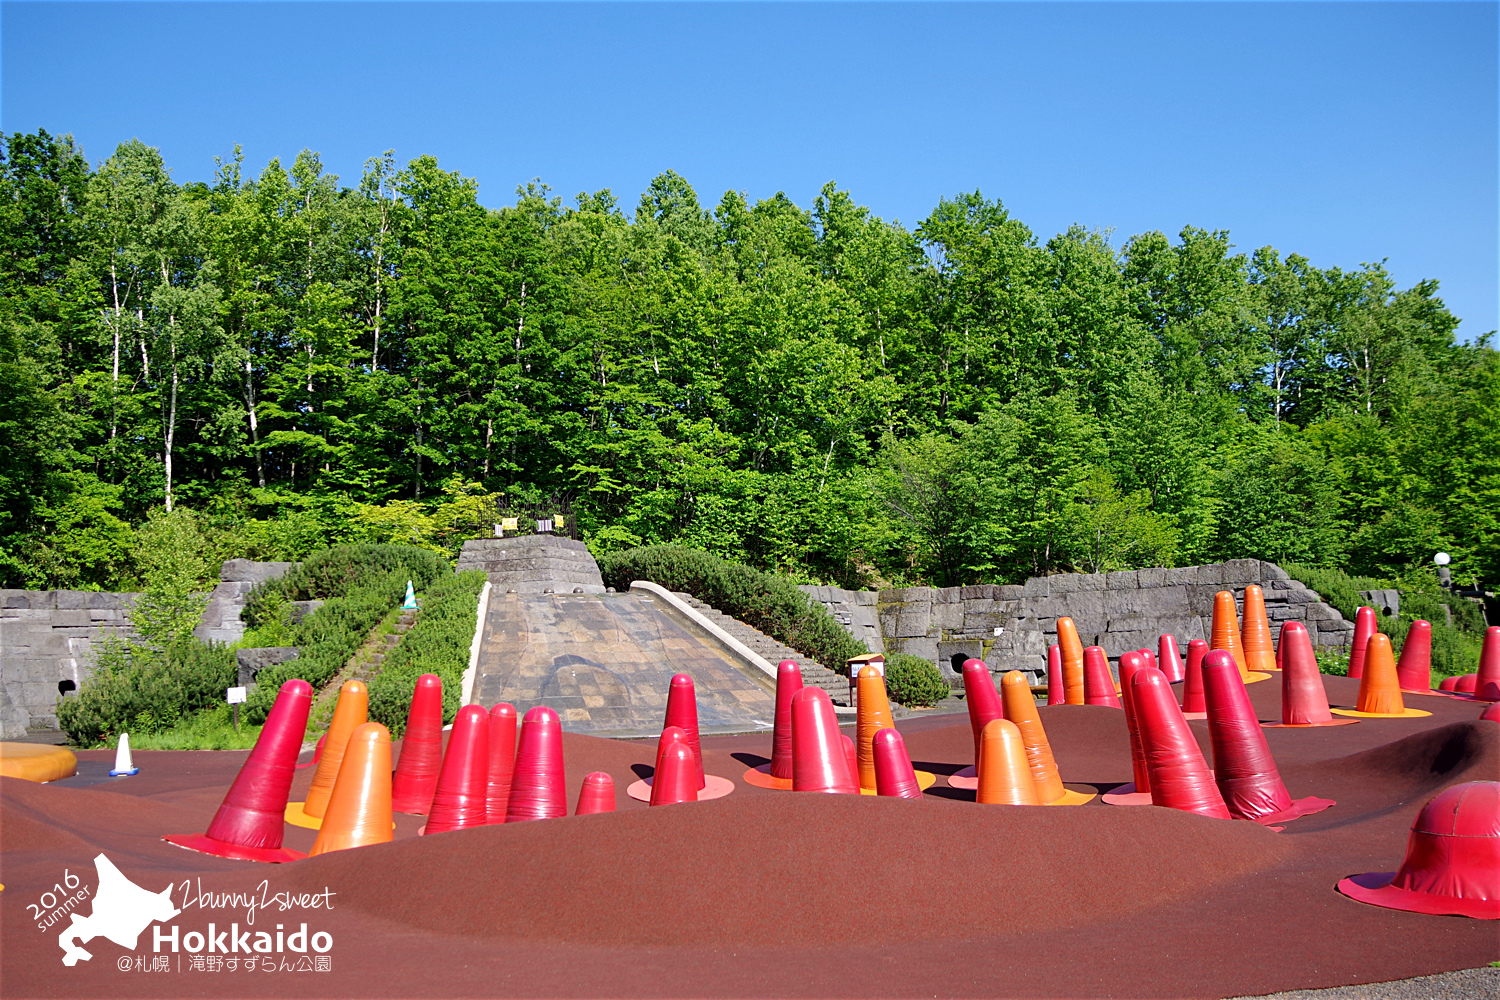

left=310, top=609, right=419, bottom=726
left=672, top=593, right=850, bottom=705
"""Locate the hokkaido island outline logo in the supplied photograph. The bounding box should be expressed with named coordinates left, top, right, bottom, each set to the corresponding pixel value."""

left=58, top=854, right=178, bottom=967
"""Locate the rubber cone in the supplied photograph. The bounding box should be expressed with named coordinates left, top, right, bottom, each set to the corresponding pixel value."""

left=1182, top=639, right=1209, bottom=714
left=1481, top=702, right=1500, bottom=723
left=1056, top=617, right=1085, bottom=704
left=841, top=735, right=858, bottom=789
left=296, top=731, right=326, bottom=770
left=976, top=719, right=1040, bottom=805
left=575, top=772, right=615, bottom=815
left=505, top=706, right=568, bottom=821
left=109, top=733, right=138, bottom=776
left=653, top=725, right=688, bottom=780
left=1347, top=606, right=1376, bottom=680
left=1211, top=592, right=1247, bottom=676
left=1117, top=651, right=1152, bottom=796
left=1159, top=634, right=1184, bottom=683
left=1138, top=648, right=1158, bottom=674
left=485, top=703, right=518, bottom=824
left=792, top=687, right=857, bottom=793
left=424, top=705, right=489, bottom=834
left=1241, top=585, right=1276, bottom=674
left=1083, top=646, right=1122, bottom=708
left=1000, top=670, right=1090, bottom=804
left=390, top=674, right=443, bottom=815
left=664, top=674, right=706, bottom=789
left=1338, top=781, right=1500, bottom=919
left=1333, top=634, right=1431, bottom=718
left=310, top=722, right=392, bottom=855
left=1131, top=667, right=1230, bottom=819
left=856, top=666, right=895, bottom=790
left=1046, top=644, right=1065, bottom=705
left=164, top=679, right=312, bottom=862
left=650, top=743, right=698, bottom=805
left=1202, top=651, right=1308, bottom=822
left=1395, top=621, right=1433, bottom=693
left=872, top=728, right=923, bottom=798
left=301, top=679, right=369, bottom=822
left=1474, top=627, right=1500, bottom=701
left=770, top=660, right=804, bottom=779
left=1454, top=674, right=1478, bottom=693
left=963, top=659, right=1004, bottom=763
left=1439, top=675, right=1460, bottom=692
left=1267, top=621, right=1353, bottom=727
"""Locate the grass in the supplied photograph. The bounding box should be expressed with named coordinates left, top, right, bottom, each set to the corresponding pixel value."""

left=113, top=704, right=264, bottom=751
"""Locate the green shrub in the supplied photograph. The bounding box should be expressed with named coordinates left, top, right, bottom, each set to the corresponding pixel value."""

left=1283, top=562, right=1481, bottom=681
left=368, top=570, right=486, bottom=735
left=57, top=639, right=238, bottom=746
left=883, top=653, right=950, bottom=708
left=597, top=545, right=864, bottom=671
left=125, top=704, right=264, bottom=750
left=243, top=544, right=448, bottom=628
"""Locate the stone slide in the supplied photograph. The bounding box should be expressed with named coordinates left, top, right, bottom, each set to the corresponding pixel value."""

left=461, top=536, right=778, bottom=736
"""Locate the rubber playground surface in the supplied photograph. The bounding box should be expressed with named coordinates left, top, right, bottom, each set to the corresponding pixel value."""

left=2, top=674, right=1496, bottom=999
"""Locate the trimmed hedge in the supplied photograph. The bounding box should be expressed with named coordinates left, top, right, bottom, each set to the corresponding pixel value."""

left=244, top=544, right=448, bottom=628
left=597, top=545, right=864, bottom=671
left=1283, top=562, right=1481, bottom=681
left=368, top=570, right=487, bottom=735
left=57, top=640, right=238, bottom=746
left=884, top=653, right=950, bottom=708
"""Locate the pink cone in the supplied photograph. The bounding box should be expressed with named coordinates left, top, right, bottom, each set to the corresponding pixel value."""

left=1278, top=621, right=1338, bottom=724
left=1131, top=667, right=1231, bottom=819
left=872, top=728, right=922, bottom=798
left=485, top=703, right=517, bottom=824
left=390, top=673, right=444, bottom=815
left=1083, top=646, right=1122, bottom=708
left=1117, top=651, right=1152, bottom=794
left=575, top=772, right=615, bottom=815
left=1047, top=645, right=1065, bottom=705
left=1182, top=639, right=1209, bottom=713
left=425, top=705, right=490, bottom=834
left=770, top=660, right=803, bottom=779
left=792, top=687, right=857, bottom=793
left=1158, top=634, right=1184, bottom=683
left=1476, top=627, right=1500, bottom=701
left=650, top=743, right=698, bottom=805
left=505, top=706, right=567, bottom=822
left=1348, top=606, right=1376, bottom=680
left=664, top=674, right=706, bottom=788
left=963, top=658, right=1004, bottom=762
left=1396, top=621, right=1433, bottom=692
left=1201, top=651, right=1294, bottom=820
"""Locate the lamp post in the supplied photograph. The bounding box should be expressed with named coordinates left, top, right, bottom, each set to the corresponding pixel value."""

left=1434, top=552, right=1452, bottom=589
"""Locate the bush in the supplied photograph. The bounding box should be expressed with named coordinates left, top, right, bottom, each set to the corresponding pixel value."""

left=597, top=545, right=864, bottom=671
left=883, top=653, right=950, bottom=708
left=1283, top=562, right=1481, bottom=681
left=368, top=570, right=487, bottom=735
left=243, top=544, right=448, bottom=628
left=57, top=639, right=237, bottom=746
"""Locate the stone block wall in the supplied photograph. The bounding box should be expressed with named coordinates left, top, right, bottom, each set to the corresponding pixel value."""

left=813, top=560, right=1352, bottom=686
left=0, top=590, right=139, bottom=737
left=194, top=559, right=295, bottom=645
left=797, top=586, right=884, bottom=654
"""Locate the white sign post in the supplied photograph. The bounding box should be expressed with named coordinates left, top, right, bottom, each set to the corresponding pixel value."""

left=227, top=686, right=247, bottom=733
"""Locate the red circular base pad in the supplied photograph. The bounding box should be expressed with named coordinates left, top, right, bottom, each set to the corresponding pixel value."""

left=163, top=833, right=306, bottom=864
left=625, top=773, right=735, bottom=803
left=946, top=765, right=977, bottom=790
left=1102, top=783, right=1154, bottom=806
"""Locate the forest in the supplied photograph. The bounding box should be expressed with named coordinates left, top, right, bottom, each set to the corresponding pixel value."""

left=1, top=128, right=1496, bottom=595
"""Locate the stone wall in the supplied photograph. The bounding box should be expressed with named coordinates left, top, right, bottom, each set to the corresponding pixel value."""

left=0, top=590, right=139, bottom=738
left=455, top=534, right=605, bottom=594
left=194, top=559, right=294, bottom=645
left=797, top=586, right=884, bottom=655
left=812, top=560, right=1353, bottom=685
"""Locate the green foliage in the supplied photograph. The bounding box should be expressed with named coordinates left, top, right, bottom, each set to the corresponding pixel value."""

left=243, top=543, right=448, bottom=627
left=125, top=704, right=263, bottom=750
left=128, top=508, right=215, bottom=649
left=883, top=653, right=951, bottom=708
left=1284, top=562, right=1482, bottom=680
left=367, top=570, right=486, bottom=734
left=57, top=638, right=237, bottom=746
left=597, top=545, right=865, bottom=671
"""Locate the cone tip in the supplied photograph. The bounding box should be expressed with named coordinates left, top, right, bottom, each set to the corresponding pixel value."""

left=523, top=705, right=558, bottom=723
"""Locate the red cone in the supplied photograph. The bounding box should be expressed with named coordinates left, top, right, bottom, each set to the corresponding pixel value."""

left=841, top=734, right=858, bottom=788
left=575, top=772, right=615, bottom=815
left=872, top=728, right=922, bottom=798
left=1475, top=627, right=1500, bottom=701
left=1481, top=702, right=1500, bottom=723
left=1270, top=621, right=1348, bottom=726
left=1455, top=674, right=1478, bottom=693
left=164, top=679, right=312, bottom=862
left=653, top=725, right=687, bottom=779
left=1046, top=645, right=1065, bottom=705
left=664, top=673, right=706, bottom=788
left=424, top=705, right=489, bottom=835
left=770, top=660, right=803, bottom=779
left=390, top=673, right=444, bottom=815
left=1202, top=651, right=1331, bottom=823
left=963, top=659, right=1004, bottom=762
left=505, top=706, right=568, bottom=821
left=1338, top=781, right=1500, bottom=919
left=1396, top=621, right=1433, bottom=692
left=650, top=743, right=698, bottom=805
left=1138, top=648, right=1158, bottom=673
left=1440, top=675, right=1461, bottom=692
left=792, top=687, right=857, bottom=793
left=1117, top=651, right=1151, bottom=795
left=1130, top=667, right=1230, bottom=819
left=1159, top=635, right=1184, bottom=683
left=485, top=703, right=517, bottom=824
left=1182, top=639, right=1209, bottom=713
left=1347, top=606, right=1376, bottom=680
left=1083, top=646, right=1122, bottom=708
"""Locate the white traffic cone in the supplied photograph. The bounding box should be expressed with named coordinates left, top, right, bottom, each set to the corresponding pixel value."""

left=109, top=732, right=139, bottom=776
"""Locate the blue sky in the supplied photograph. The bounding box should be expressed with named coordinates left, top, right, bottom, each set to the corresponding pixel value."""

left=4, top=2, right=1497, bottom=336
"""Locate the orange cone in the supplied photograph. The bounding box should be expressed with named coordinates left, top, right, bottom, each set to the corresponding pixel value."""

left=309, top=722, right=392, bottom=855
left=999, top=671, right=1092, bottom=805
left=1331, top=633, right=1431, bottom=719
left=1211, top=592, right=1247, bottom=677
left=976, top=719, right=1039, bottom=805
left=1056, top=617, right=1085, bottom=705
left=855, top=665, right=895, bottom=790
left=289, top=679, right=368, bottom=827
left=1241, top=585, right=1276, bottom=674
